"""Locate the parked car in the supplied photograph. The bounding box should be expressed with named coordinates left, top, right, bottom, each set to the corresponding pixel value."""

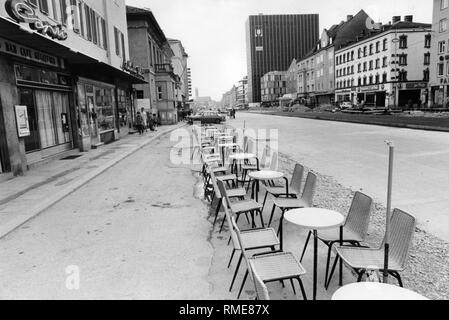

left=187, top=111, right=226, bottom=125
left=339, top=101, right=353, bottom=110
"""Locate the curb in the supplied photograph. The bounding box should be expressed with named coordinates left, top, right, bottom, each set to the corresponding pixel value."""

left=0, top=124, right=186, bottom=240
left=247, top=112, right=449, bottom=133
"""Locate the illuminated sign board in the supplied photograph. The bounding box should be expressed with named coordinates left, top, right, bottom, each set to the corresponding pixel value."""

left=5, top=0, right=68, bottom=41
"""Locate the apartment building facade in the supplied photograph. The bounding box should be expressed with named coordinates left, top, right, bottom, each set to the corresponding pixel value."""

left=335, top=17, right=431, bottom=108
left=168, top=38, right=189, bottom=113
left=0, top=0, right=144, bottom=176
left=260, top=71, right=287, bottom=102
left=126, top=6, right=178, bottom=125
left=236, top=76, right=248, bottom=108
left=429, top=0, right=449, bottom=108
left=296, top=10, right=372, bottom=105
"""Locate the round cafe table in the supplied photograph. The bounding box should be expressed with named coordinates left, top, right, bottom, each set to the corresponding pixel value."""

left=332, top=282, right=429, bottom=300
left=284, top=208, right=345, bottom=301
left=248, top=170, right=287, bottom=203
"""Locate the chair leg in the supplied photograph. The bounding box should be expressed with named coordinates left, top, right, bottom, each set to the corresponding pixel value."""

left=258, top=209, right=265, bottom=228
left=300, top=231, right=312, bottom=262
left=228, top=249, right=236, bottom=268
left=213, top=199, right=222, bottom=226
left=290, top=279, right=297, bottom=295
left=390, top=271, right=403, bottom=287
left=237, top=270, right=249, bottom=299
left=297, top=278, right=308, bottom=301
left=276, top=209, right=285, bottom=237
left=268, top=204, right=277, bottom=227
left=262, top=192, right=268, bottom=211
left=357, top=270, right=366, bottom=282
left=229, top=254, right=243, bottom=292
left=324, top=241, right=336, bottom=285
left=326, top=255, right=339, bottom=290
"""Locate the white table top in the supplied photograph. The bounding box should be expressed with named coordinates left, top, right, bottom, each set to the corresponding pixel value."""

left=332, top=282, right=429, bottom=300
left=249, top=170, right=284, bottom=181
left=284, top=208, right=345, bottom=231
left=217, top=136, right=234, bottom=140
left=218, top=143, right=239, bottom=148
left=229, top=153, right=256, bottom=161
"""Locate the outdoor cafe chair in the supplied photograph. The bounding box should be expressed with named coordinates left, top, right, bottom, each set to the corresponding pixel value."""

left=249, top=260, right=270, bottom=300
left=218, top=185, right=280, bottom=292
left=261, top=164, right=304, bottom=210
left=268, top=171, right=317, bottom=231
left=208, top=170, right=247, bottom=227
left=217, top=179, right=265, bottom=234
left=326, top=209, right=416, bottom=288
left=231, top=216, right=307, bottom=300
left=296, top=192, right=373, bottom=288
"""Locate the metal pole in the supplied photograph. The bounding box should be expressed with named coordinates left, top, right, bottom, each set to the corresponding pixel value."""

left=384, top=140, right=394, bottom=283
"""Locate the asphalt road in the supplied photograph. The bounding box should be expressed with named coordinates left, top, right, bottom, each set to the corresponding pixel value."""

left=230, top=113, right=449, bottom=242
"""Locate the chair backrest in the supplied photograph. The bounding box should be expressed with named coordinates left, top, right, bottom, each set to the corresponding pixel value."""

left=301, top=172, right=317, bottom=207
left=231, top=216, right=251, bottom=268
left=269, top=152, right=279, bottom=171
left=249, top=260, right=270, bottom=300
left=345, top=192, right=373, bottom=241
left=216, top=178, right=232, bottom=211
left=290, top=164, right=304, bottom=195
left=259, top=148, right=268, bottom=168
left=382, top=209, right=417, bottom=269
left=218, top=183, right=240, bottom=249
left=209, top=170, right=222, bottom=199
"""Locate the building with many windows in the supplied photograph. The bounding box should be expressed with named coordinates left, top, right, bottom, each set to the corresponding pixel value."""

left=236, top=76, right=248, bottom=109
left=335, top=16, right=431, bottom=108
left=429, top=0, right=449, bottom=108
left=126, top=6, right=178, bottom=125
left=0, top=0, right=145, bottom=176
left=246, top=13, right=319, bottom=103
left=260, top=71, right=287, bottom=102
left=296, top=10, right=373, bottom=105
left=168, top=38, right=190, bottom=115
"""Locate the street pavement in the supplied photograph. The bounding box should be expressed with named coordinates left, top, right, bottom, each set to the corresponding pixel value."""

left=0, top=125, right=350, bottom=300
left=231, top=113, right=449, bottom=242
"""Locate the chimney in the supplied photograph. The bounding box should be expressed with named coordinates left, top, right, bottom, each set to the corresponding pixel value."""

left=392, top=16, right=401, bottom=23
left=347, top=15, right=354, bottom=22
left=404, top=15, right=413, bottom=22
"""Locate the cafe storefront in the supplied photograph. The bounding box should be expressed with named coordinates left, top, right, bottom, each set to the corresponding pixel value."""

left=355, top=84, right=387, bottom=108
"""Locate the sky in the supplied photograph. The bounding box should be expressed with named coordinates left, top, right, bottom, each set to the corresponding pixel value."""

left=125, top=0, right=432, bottom=101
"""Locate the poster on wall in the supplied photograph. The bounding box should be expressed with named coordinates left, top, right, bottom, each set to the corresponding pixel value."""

left=15, top=105, right=30, bottom=137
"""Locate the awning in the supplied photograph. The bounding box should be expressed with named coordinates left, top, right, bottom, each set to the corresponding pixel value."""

left=279, top=94, right=295, bottom=100
left=0, top=17, right=146, bottom=84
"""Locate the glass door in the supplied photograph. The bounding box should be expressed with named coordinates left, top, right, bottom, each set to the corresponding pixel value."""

left=18, top=88, right=40, bottom=153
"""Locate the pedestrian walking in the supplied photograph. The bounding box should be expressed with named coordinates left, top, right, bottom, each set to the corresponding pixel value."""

left=141, top=108, right=148, bottom=132
left=136, top=112, right=144, bottom=135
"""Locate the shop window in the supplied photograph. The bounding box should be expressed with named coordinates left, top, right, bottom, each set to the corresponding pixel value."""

left=136, top=90, right=144, bottom=99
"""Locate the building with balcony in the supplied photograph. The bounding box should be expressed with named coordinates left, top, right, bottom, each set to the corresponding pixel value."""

left=429, top=0, right=449, bottom=108
left=236, top=76, right=248, bottom=109
left=126, top=6, right=178, bottom=125
left=260, top=71, right=287, bottom=103
left=335, top=16, right=431, bottom=109
left=0, top=0, right=145, bottom=176
left=168, top=39, right=190, bottom=114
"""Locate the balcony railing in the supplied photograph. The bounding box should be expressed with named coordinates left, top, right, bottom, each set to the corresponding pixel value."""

left=155, top=63, right=174, bottom=73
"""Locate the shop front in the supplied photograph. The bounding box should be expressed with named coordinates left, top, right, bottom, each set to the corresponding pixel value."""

left=335, top=89, right=354, bottom=103
left=0, top=37, right=75, bottom=169
left=355, top=85, right=387, bottom=108
left=397, top=82, right=428, bottom=109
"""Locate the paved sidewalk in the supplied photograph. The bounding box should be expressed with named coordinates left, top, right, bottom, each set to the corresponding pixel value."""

left=0, top=124, right=185, bottom=240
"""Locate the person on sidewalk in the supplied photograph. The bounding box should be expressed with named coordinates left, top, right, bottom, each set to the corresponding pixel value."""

left=141, top=108, right=148, bottom=132
left=136, top=112, right=144, bottom=135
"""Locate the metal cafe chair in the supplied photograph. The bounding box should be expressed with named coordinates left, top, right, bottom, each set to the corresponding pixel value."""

left=261, top=164, right=304, bottom=212
left=231, top=216, right=307, bottom=300
left=216, top=179, right=265, bottom=234
left=249, top=260, right=271, bottom=300
left=218, top=185, right=279, bottom=292
left=268, top=171, right=317, bottom=233
left=327, top=209, right=416, bottom=288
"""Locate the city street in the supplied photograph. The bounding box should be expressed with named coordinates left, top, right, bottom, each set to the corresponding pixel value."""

left=233, top=113, right=449, bottom=242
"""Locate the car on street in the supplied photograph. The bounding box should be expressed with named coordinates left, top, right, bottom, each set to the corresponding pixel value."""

left=187, top=111, right=226, bottom=125
left=339, top=101, right=354, bottom=110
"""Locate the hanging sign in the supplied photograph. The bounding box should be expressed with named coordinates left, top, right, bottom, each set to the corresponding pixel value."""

left=5, top=0, right=68, bottom=41
left=0, top=37, right=60, bottom=67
